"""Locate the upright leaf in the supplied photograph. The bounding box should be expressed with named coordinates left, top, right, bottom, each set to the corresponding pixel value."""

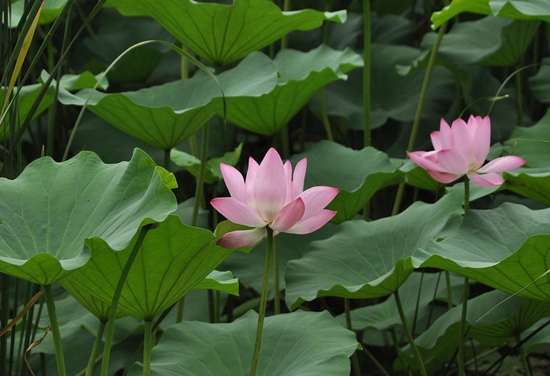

left=106, top=0, right=346, bottom=65
left=0, top=148, right=176, bottom=285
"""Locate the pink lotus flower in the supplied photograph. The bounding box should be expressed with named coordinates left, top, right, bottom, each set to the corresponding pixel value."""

left=211, top=148, right=339, bottom=248
left=407, top=115, right=525, bottom=187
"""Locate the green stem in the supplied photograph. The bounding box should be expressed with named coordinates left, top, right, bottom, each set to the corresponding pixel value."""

left=445, top=270, right=453, bottom=310
left=250, top=227, right=273, bottom=376
left=177, top=124, right=210, bottom=324
left=457, top=277, right=469, bottom=376
left=101, top=225, right=151, bottom=376
left=319, top=88, right=334, bottom=142
left=362, top=346, right=391, bottom=376
left=515, top=60, right=524, bottom=127
left=344, top=298, right=361, bottom=376
left=463, top=176, right=470, bottom=213
left=277, top=0, right=291, bottom=158
left=191, top=124, right=209, bottom=228
left=363, top=0, right=371, bottom=147
left=143, top=319, right=154, bottom=376
left=458, top=177, right=470, bottom=375
left=394, top=290, right=428, bottom=376
left=273, top=235, right=281, bottom=315
left=85, top=320, right=106, bottom=376
left=391, top=9, right=449, bottom=214
left=516, top=333, right=532, bottom=376
left=43, top=284, right=67, bottom=376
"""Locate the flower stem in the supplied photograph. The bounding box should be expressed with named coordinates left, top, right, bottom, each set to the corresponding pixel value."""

left=394, top=290, right=428, bottom=376
left=143, top=319, right=154, bottom=376
left=344, top=298, right=361, bottom=376
left=516, top=333, right=532, bottom=376
left=101, top=225, right=151, bottom=376
left=85, top=319, right=105, bottom=376
left=363, top=0, right=371, bottom=148
left=273, top=236, right=281, bottom=315
left=391, top=9, right=449, bottom=214
left=250, top=227, right=273, bottom=376
left=458, top=177, right=470, bottom=376
left=43, top=284, right=67, bottom=376
left=177, top=123, right=211, bottom=323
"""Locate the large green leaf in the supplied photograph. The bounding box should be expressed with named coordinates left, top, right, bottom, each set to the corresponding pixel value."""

left=0, top=148, right=176, bottom=285
left=290, top=141, right=405, bottom=223
left=413, top=203, right=550, bottom=301
left=128, top=310, right=358, bottom=375
left=285, top=194, right=463, bottom=310
left=432, top=0, right=550, bottom=29
left=60, top=215, right=238, bottom=319
left=59, top=52, right=277, bottom=150
left=106, top=0, right=346, bottom=65
left=225, top=45, right=363, bottom=135
left=504, top=108, right=550, bottom=168
left=432, top=16, right=539, bottom=66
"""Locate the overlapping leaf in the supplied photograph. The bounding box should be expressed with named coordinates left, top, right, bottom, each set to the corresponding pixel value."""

left=225, top=45, right=363, bottom=135
left=413, top=203, right=550, bottom=301
left=58, top=52, right=277, bottom=150
left=501, top=110, right=550, bottom=205
left=61, top=215, right=239, bottom=319
left=288, top=141, right=404, bottom=223
left=106, top=0, right=346, bottom=65
left=285, top=194, right=463, bottom=310
left=431, top=17, right=539, bottom=66
left=0, top=148, right=176, bottom=285
left=432, top=0, right=550, bottom=29
left=128, top=310, right=358, bottom=375
left=400, top=290, right=550, bottom=366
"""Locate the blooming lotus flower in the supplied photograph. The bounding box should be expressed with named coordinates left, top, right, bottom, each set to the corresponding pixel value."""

left=211, top=148, right=339, bottom=248
left=407, top=115, right=525, bottom=187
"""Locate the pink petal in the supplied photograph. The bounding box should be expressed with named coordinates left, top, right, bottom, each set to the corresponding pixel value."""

left=292, top=158, right=307, bottom=198
left=437, top=149, right=469, bottom=175
left=407, top=151, right=445, bottom=172
left=450, top=118, right=475, bottom=165
left=271, top=198, right=305, bottom=232
left=468, top=172, right=503, bottom=187
left=286, top=210, right=337, bottom=234
left=220, top=164, right=246, bottom=202
left=253, top=148, right=287, bottom=222
left=298, top=186, right=339, bottom=219
left=477, top=156, right=525, bottom=174
left=432, top=119, right=454, bottom=150
left=217, top=227, right=266, bottom=248
left=284, top=160, right=293, bottom=204
left=471, top=116, right=491, bottom=165
left=427, top=170, right=462, bottom=184
left=210, top=197, right=266, bottom=228
left=245, top=157, right=260, bottom=212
